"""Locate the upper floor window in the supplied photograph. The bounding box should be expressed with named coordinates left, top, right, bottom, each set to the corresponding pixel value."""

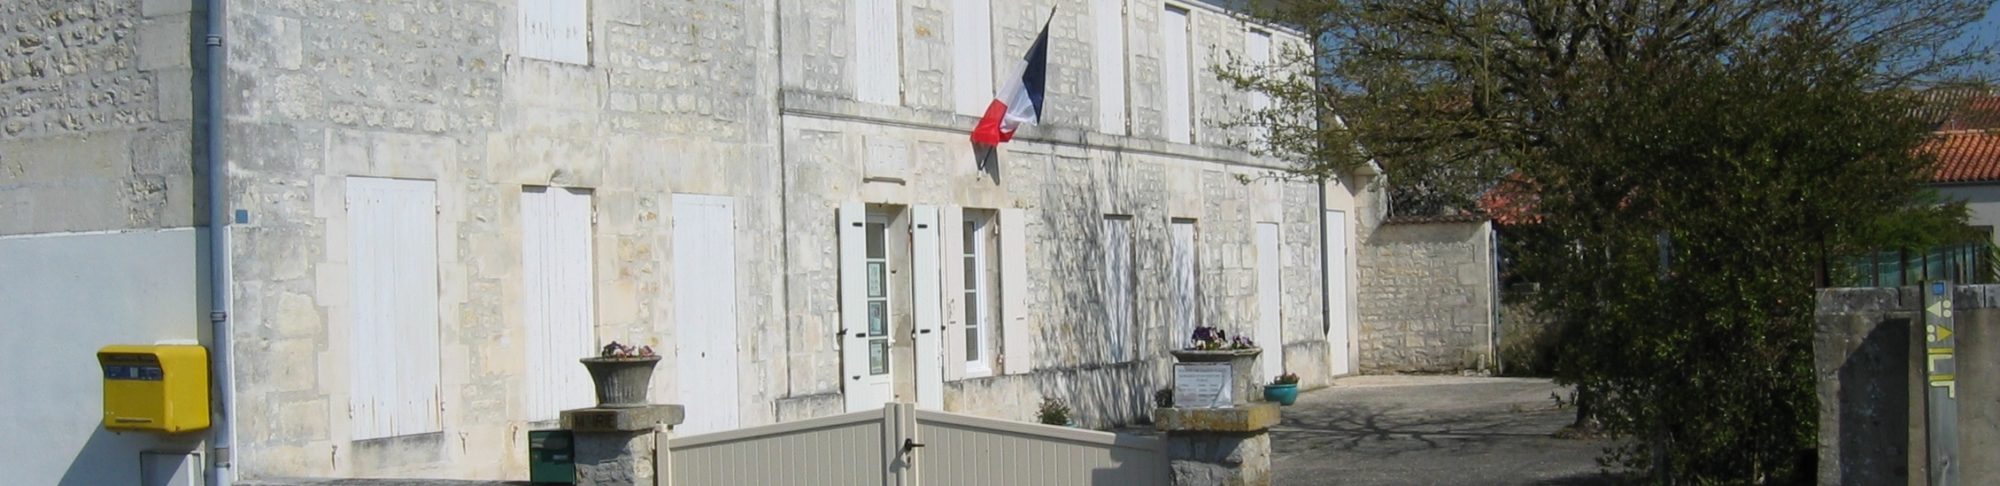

left=953, top=0, right=996, bottom=116
left=856, top=0, right=904, bottom=106
left=1161, top=6, right=1193, bottom=144
left=519, top=0, right=589, bottom=64
left=1093, top=0, right=1128, bottom=134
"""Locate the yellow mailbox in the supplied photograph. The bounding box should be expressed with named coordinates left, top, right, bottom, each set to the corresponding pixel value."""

left=98, top=345, right=210, bottom=433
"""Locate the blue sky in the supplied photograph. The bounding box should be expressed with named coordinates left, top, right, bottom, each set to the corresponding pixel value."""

left=1955, top=1, right=2000, bottom=79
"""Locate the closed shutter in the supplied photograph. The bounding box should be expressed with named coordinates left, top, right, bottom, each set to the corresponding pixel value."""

left=912, top=206, right=945, bottom=410
left=855, top=0, right=903, bottom=105
left=674, top=194, right=741, bottom=435
left=519, top=0, right=588, bottom=64
left=346, top=177, right=441, bottom=440
left=1169, top=220, right=1198, bottom=350
left=1160, top=7, right=1192, bottom=143
left=999, top=208, right=1033, bottom=374
left=1102, top=216, right=1134, bottom=362
left=1093, top=0, right=1127, bottom=134
left=522, top=187, right=597, bottom=422
left=952, top=0, right=995, bottom=116
left=1246, top=29, right=1272, bottom=147
left=940, top=206, right=967, bottom=381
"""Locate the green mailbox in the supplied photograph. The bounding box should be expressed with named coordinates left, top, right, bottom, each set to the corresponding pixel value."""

left=528, top=429, right=575, bottom=484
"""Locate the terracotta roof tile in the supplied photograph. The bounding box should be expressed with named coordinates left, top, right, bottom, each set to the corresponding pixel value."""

left=1926, top=130, right=2000, bottom=184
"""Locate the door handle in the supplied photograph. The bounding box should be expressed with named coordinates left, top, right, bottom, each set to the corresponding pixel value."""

left=919, top=329, right=933, bottom=334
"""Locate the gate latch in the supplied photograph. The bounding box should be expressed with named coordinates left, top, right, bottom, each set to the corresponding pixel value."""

left=902, top=438, right=926, bottom=452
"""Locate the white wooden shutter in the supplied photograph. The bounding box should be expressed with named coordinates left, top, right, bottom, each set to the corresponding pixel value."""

left=522, top=187, right=597, bottom=422
left=999, top=208, right=1033, bottom=374
left=519, top=0, right=589, bottom=64
left=1169, top=220, right=1198, bottom=350
left=1324, top=210, right=1352, bottom=375
left=1102, top=217, right=1134, bottom=362
left=855, top=0, right=902, bottom=105
left=1256, top=222, right=1284, bottom=380
left=1246, top=29, right=1272, bottom=147
left=940, top=206, right=967, bottom=381
left=1160, top=6, right=1192, bottom=144
left=346, top=177, right=441, bottom=440
left=1093, top=0, right=1127, bottom=134
left=911, top=206, right=944, bottom=409
left=838, top=203, right=874, bottom=412
left=952, top=0, right=995, bottom=116
left=673, top=194, right=741, bottom=435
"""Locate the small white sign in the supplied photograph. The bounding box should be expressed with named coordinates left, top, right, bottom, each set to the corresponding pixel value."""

left=1174, top=363, right=1232, bottom=409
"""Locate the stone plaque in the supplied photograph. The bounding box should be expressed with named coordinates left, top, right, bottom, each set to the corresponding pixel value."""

left=1174, top=363, right=1233, bottom=409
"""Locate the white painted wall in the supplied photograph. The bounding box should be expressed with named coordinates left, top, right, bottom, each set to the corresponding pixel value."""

left=1935, top=184, right=2000, bottom=246
left=0, top=229, right=206, bottom=486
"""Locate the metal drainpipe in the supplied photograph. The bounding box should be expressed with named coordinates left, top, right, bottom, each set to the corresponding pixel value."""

left=201, top=0, right=234, bottom=483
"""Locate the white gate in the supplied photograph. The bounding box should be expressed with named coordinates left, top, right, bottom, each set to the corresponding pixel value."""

left=668, top=403, right=1169, bottom=486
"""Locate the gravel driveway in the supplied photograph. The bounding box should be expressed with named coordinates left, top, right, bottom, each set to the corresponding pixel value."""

left=1271, top=376, right=1625, bottom=485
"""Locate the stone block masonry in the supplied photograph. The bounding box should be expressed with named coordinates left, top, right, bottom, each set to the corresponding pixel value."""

left=1356, top=219, right=1496, bottom=373
left=1, top=0, right=200, bottom=235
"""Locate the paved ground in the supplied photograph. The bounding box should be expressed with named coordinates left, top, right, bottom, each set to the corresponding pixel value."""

left=1271, top=375, right=1624, bottom=486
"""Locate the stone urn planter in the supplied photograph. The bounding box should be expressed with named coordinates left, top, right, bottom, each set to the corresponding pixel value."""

left=579, top=356, right=660, bottom=408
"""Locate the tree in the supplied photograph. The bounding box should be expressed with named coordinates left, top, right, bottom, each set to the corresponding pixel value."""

left=1221, top=0, right=1993, bottom=482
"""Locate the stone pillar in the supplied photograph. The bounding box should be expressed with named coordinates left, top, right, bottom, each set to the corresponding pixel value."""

left=1154, top=403, right=1280, bottom=486
left=561, top=405, right=685, bottom=486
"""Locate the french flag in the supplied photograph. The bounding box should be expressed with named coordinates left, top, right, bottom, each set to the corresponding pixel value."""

left=970, top=15, right=1051, bottom=146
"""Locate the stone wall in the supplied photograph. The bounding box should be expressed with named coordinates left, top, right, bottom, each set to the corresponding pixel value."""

left=1356, top=219, right=1496, bottom=373
left=223, top=0, right=782, bottom=479
left=1, top=0, right=199, bottom=234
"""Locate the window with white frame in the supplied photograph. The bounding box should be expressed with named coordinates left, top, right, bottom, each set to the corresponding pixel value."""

left=962, top=211, right=997, bottom=375
left=519, top=0, right=590, bottom=64
left=1103, top=215, right=1135, bottom=362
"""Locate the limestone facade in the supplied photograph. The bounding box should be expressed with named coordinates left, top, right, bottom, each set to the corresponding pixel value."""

left=4, top=0, right=1379, bottom=481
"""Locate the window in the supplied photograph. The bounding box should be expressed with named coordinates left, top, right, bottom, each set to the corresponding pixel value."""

left=1103, top=216, right=1135, bottom=362
left=1160, top=6, right=1192, bottom=143
left=856, top=0, right=903, bottom=105
left=953, top=0, right=995, bottom=116
left=345, top=177, right=441, bottom=440
left=519, top=0, right=589, bottom=64
left=1093, top=0, right=1127, bottom=133
left=866, top=214, right=892, bottom=376
left=1169, top=219, right=1198, bottom=348
left=962, top=212, right=996, bottom=375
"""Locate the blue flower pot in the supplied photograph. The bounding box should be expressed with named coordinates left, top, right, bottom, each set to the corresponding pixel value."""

left=1264, top=383, right=1299, bottom=406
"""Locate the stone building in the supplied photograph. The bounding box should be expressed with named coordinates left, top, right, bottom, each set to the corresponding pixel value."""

left=2, top=0, right=1386, bottom=483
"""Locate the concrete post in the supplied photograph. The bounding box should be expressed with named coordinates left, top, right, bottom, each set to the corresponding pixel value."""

left=561, top=405, right=684, bottom=486
left=1154, top=404, right=1280, bottom=486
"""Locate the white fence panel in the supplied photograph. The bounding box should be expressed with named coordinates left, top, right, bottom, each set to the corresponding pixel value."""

left=915, top=409, right=1169, bottom=486
left=670, top=410, right=892, bottom=486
